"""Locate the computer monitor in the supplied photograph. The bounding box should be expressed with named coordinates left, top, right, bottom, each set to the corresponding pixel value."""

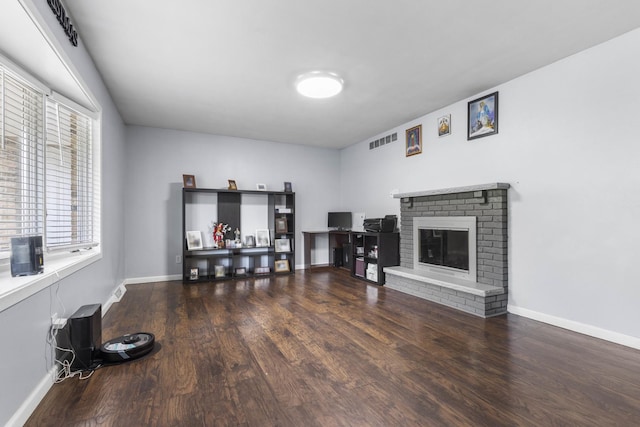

left=328, top=212, right=352, bottom=230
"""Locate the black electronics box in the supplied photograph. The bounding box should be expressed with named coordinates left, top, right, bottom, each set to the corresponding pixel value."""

left=363, top=215, right=397, bottom=233
left=69, top=304, right=102, bottom=370
left=10, top=236, right=44, bottom=277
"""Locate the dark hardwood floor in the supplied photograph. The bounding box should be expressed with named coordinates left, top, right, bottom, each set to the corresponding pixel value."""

left=27, top=268, right=640, bottom=426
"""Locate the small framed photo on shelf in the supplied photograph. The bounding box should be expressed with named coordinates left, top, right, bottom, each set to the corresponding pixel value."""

left=468, top=91, right=498, bottom=140
left=234, top=267, right=247, bottom=276
left=255, top=266, right=270, bottom=275
left=189, top=267, right=199, bottom=280
left=186, top=231, right=203, bottom=250
left=228, top=179, right=237, bottom=190
left=244, top=235, right=255, bottom=248
left=406, top=124, right=422, bottom=157
left=214, top=265, right=225, bottom=278
left=256, top=229, right=270, bottom=247
left=275, top=259, right=290, bottom=273
left=275, top=238, right=291, bottom=253
left=183, top=174, right=196, bottom=188
left=275, top=217, right=288, bottom=233
left=438, top=114, right=451, bottom=137
left=284, top=182, right=292, bottom=192
left=256, top=183, right=267, bottom=191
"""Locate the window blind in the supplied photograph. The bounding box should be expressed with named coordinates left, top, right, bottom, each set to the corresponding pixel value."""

left=45, top=97, right=95, bottom=250
left=0, top=67, right=45, bottom=253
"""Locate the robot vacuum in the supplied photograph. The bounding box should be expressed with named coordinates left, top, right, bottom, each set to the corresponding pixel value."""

left=100, top=332, right=155, bottom=363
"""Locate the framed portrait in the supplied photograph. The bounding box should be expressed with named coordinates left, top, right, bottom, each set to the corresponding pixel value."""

left=284, top=182, right=292, bottom=192
left=256, top=183, right=267, bottom=191
left=244, top=235, right=255, bottom=247
left=468, top=92, right=498, bottom=140
left=228, top=179, right=237, bottom=190
left=189, top=267, right=199, bottom=280
left=275, top=259, right=290, bottom=273
left=183, top=174, right=196, bottom=188
left=186, top=230, right=203, bottom=250
left=438, top=115, right=451, bottom=137
left=275, top=238, right=291, bottom=253
left=275, top=217, right=288, bottom=233
left=255, top=229, right=270, bottom=247
left=405, top=125, right=422, bottom=157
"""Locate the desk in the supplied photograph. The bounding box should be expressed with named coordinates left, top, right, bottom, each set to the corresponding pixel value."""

left=302, top=230, right=351, bottom=269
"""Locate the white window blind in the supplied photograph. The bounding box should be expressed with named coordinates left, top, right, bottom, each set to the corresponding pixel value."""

left=0, top=67, right=45, bottom=253
left=45, top=97, right=95, bottom=250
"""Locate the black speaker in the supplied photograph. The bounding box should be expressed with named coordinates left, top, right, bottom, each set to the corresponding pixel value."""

left=333, top=247, right=343, bottom=267
left=10, top=236, right=44, bottom=277
left=343, top=243, right=353, bottom=269
left=69, top=304, right=102, bottom=370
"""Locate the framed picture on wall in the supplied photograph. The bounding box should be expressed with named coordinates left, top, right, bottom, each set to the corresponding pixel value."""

left=468, top=92, right=498, bottom=140
left=405, top=125, right=422, bottom=156
left=438, top=114, right=451, bottom=137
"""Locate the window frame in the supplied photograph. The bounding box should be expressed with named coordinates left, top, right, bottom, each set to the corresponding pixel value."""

left=0, top=55, right=102, bottom=314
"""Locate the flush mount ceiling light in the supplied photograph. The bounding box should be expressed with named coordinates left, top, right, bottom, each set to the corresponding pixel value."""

left=295, top=71, right=344, bottom=99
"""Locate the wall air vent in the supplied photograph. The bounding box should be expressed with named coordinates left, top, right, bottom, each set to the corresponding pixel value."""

left=369, top=132, right=398, bottom=150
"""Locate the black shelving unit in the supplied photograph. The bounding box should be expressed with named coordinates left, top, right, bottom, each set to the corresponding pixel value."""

left=350, top=231, right=399, bottom=285
left=182, top=188, right=295, bottom=283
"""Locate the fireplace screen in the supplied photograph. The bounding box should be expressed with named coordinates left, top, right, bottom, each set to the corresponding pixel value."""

left=419, top=229, right=469, bottom=271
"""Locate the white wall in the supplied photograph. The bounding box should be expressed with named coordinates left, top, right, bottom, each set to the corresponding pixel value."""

left=123, top=126, right=342, bottom=279
left=0, top=2, right=127, bottom=425
left=340, top=28, right=640, bottom=344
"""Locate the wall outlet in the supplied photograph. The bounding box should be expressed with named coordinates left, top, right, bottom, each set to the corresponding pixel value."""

left=51, top=314, right=67, bottom=329
left=176, top=255, right=182, bottom=263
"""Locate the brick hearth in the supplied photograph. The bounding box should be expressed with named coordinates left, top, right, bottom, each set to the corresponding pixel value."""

left=385, top=183, right=509, bottom=317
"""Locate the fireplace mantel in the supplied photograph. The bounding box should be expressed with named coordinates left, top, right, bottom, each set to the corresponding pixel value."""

left=394, top=183, right=510, bottom=199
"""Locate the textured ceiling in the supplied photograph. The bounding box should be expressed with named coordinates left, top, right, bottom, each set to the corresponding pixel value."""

left=62, top=0, right=640, bottom=148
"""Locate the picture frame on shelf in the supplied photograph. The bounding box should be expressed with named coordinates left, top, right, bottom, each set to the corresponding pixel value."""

left=275, top=259, right=290, bottom=272
left=244, top=235, right=255, bottom=247
left=438, top=114, right=451, bottom=137
left=275, top=238, right=291, bottom=253
left=406, top=124, right=422, bottom=157
left=189, top=267, right=199, bottom=280
left=255, top=266, right=270, bottom=275
left=186, top=230, right=203, bottom=250
left=275, top=217, right=288, bottom=233
left=256, top=183, right=267, bottom=191
left=284, top=181, right=292, bottom=192
left=234, top=267, right=247, bottom=276
left=468, top=91, right=498, bottom=140
left=183, top=174, right=196, bottom=188
left=256, top=229, right=270, bottom=247
left=228, top=179, right=237, bottom=190
left=214, top=265, right=226, bottom=278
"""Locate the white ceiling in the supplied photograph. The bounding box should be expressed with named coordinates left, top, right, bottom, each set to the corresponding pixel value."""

left=56, top=1, right=640, bottom=148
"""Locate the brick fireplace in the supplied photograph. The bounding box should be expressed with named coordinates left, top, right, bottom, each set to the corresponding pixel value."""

left=384, top=183, right=509, bottom=317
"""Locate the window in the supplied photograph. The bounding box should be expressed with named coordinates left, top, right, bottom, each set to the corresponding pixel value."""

left=0, top=63, right=97, bottom=256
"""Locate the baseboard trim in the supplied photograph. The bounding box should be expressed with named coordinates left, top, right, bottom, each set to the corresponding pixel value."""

left=124, top=274, right=182, bottom=285
left=5, top=369, right=56, bottom=427
left=508, top=305, right=640, bottom=350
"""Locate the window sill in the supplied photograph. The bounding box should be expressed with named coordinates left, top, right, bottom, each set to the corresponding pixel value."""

left=0, top=249, right=101, bottom=313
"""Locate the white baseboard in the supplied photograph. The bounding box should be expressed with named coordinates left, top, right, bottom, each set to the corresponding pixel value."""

left=508, top=305, right=640, bottom=350
left=124, top=274, right=182, bottom=285
left=5, top=369, right=56, bottom=427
